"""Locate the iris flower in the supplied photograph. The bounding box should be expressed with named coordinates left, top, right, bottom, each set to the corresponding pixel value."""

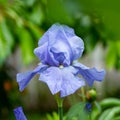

left=17, top=23, right=106, bottom=97
left=13, top=107, right=27, bottom=120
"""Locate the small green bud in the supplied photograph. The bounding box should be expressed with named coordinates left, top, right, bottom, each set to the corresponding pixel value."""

left=86, top=89, right=97, bottom=102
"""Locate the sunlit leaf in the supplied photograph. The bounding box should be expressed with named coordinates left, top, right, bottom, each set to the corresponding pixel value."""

left=91, top=101, right=101, bottom=120
left=21, top=0, right=36, bottom=6
left=29, top=22, right=44, bottom=40
left=100, top=98, right=120, bottom=110
left=99, top=107, right=120, bottom=120
left=1, top=19, right=14, bottom=47
left=66, top=102, right=90, bottom=120
left=0, top=19, right=14, bottom=65
left=29, top=5, right=44, bottom=25
left=105, top=41, right=117, bottom=69
left=18, top=27, right=35, bottom=64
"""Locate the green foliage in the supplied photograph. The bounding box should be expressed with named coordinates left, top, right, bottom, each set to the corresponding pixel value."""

left=92, top=98, right=120, bottom=120
left=0, top=0, right=44, bottom=66
left=46, top=112, right=66, bottom=120
left=66, top=102, right=90, bottom=120
left=66, top=98, right=120, bottom=120
left=46, top=112, right=59, bottom=120
left=0, top=19, right=14, bottom=65
left=17, top=27, right=35, bottom=64
left=106, top=41, right=120, bottom=69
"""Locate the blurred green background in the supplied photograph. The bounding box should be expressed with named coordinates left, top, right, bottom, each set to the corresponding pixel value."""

left=0, top=0, right=120, bottom=119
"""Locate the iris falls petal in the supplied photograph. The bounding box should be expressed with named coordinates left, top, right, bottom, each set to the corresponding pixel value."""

left=17, top=64, right=48, bottom=91
left=60, top=67, right=85, bottom=97
left=73, top=62, right=106, bottom=86
left=39, top=67, right=62, bottom=95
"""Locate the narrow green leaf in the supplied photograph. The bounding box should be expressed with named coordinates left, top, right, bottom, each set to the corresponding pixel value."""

left=98, top=108, right=112, bottom=120
left=29, top=5, right=44, bottom=25
left=106, top=41, right=117, bottom=69
left=1, top=19, right=14, bottom=47
left=99, top=107, right=120, bottom=120
left=46, top=113, right=53, bottom=120
left=113, top=116, right=120, bottom=120
left=91, top=101, right=101, bottom=120
left=0, top=19, right=14, bottom=65
left=116, top=40, right=120, bottom=57
left=100, top=98, right=120, bottom=110
left=18, top=27, right=35, bottom=64
left=66, top=102, right=90, bottom=120
left=53, top=112, right=59, bottom=120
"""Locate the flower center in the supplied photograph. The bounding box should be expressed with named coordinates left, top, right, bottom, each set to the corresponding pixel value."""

left=59, top=65, right=64, bottom=69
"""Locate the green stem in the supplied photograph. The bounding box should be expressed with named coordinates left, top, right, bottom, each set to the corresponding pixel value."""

left=55, top=94, right=64, bottom=120
left=89, top=114, right=92, bottom=120
left=81, top=87, right=86, bottom=102
left=58, top=105, right=63, bottom=120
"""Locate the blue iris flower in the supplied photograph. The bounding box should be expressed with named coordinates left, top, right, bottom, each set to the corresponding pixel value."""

left=17, top=23, right=106, bottom=97
left=13, top=107, right=27, bottom=120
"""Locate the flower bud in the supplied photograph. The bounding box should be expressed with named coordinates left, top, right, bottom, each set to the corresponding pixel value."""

left=86, top=89, right=97, bottom=102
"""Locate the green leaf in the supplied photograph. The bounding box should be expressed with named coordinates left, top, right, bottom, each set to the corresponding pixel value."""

left=98, top=108, right=112, bottom=120
left=99, top=107, right=120, bottom=120
left=46, top=113, right=53, bottom=120
left=100, top=98, right=120, bottom=110
left=29, top=5, right=44, bottom=25
left=113, top=116, right=120, bottom=120
left=1, top=19, right=14, bottom=47
left=0, top=19, right=14, bottom=65
left=18, top=27, right=35, bottom=64
left=0, top=36, right=6, bottom=65
left=22, top=0, right=35, bottom=6
left=105, top=41, right=117, bottom=69
left=116, top=40, right=120, bottom=57
left=91, top=101, right=101, bottom=120
left=66, top=102, right=90, bottom=120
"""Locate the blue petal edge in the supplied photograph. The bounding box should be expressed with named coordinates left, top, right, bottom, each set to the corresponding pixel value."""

left=16, top=65, right=48, bottom=91
left=73, top=62, right=106, bottom=86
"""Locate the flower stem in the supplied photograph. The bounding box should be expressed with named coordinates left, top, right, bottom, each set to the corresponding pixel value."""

left=81, top=87, right=86, bottom=102
left=55, top=94, right=64, bottom=120
left=58, top=105, right=63, bottom=120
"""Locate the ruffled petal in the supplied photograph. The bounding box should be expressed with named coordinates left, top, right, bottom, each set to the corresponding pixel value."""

left=17, top=64, right=48, bottom=91
left=50, top=28, right=73, bottom=66
left=62, top=25, right=84, bottom=60
left=60, top=67, right=85, bottom=97
left=34, top=42, right=48, bottom=64
left=38, top=23, right=59, bottom=46
left=35, top=23, right=84, bottom=66
left=39, top=67, right=62, bottom=95
left=68, top=36, right=84, bottom=60
left=73, top=62, right=106, bottom=86
left=13, top=107, right=27, bottom=120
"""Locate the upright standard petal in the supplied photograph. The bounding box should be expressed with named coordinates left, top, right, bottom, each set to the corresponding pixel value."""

left=35, top=23, right=84, bottom=66
left=73, top=62, right=106, bottom=86
left=39, top=67, right=62, bottom=95
left=62, top=25, right=84, bottom=60
left=38, top=23, right=60, bottom=46
left=50, top=28, right=73, bottom=66
left=17, top=64, right=48, bottom=91
left=60, top=66, right=85, bottom=97
left=13, top=107, right=27, bottom=120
